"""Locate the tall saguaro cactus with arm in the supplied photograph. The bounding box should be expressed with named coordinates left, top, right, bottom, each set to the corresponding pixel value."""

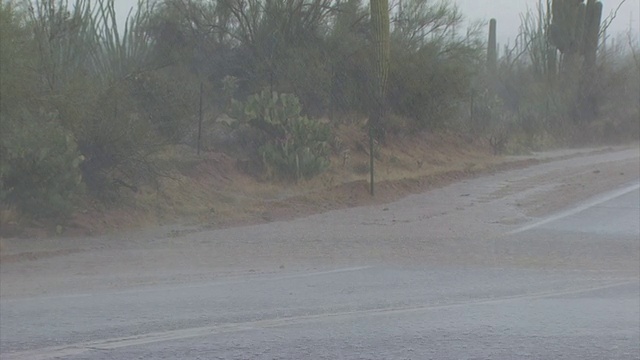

left=548, top=0, right=603, bottom=122
left=548, top=0, right=602, bottom=74
left=368, top=0, right=390, bottom=196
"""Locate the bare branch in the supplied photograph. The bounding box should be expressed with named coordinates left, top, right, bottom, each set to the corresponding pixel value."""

left=600, top=0, right=627, bottom=36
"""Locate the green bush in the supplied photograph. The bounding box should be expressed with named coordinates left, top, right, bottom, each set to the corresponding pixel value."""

left=74, top=83, right=162, bottom=197
left=0, top=112, right=84, bottom=218
left=129, top=69, right=198, bottom=142
left=273, top=45, right=332, bottom=117
left=389, top=45, right=475, bottom=130
left=469, top=87, right=504, bottom=133
left=387, top=0, right=481, bottom=130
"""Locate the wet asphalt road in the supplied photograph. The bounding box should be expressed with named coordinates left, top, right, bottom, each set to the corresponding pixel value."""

left=1, top=187, right=639, bottom=359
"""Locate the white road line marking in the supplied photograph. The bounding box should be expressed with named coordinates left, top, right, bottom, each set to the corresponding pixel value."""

left=3, top=279, right=636, bottom=360
left=508, top=182, right=640, bottom=235
left=270, top=266, right=373, bottom=279
left=0, top=293, right=93, bottom=304
left=111, top=266, right=374, bottom=295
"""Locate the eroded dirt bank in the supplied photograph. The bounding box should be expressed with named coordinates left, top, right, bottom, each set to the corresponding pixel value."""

left=0, top=146, right=637, bottom=298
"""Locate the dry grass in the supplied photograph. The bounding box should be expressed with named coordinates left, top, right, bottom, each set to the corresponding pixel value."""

left=16, top=125, right=516, bottom=237
left=0, top=206, right=23, bottom=238
left=134, top=127, right=499, bottom=229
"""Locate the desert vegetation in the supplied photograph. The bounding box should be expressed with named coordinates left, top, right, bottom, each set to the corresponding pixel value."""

left=0, top=0, right=638, bottom=229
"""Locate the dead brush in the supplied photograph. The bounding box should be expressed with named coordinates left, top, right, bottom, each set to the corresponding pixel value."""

left=0, top=206, right=22, bottom=238
left=488, top=131, right=509, bottom=155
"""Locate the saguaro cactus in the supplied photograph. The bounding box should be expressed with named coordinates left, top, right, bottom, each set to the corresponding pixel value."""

left=368, top=0, right=390, bottom=196
left=548, top=0, right=602, bottom=72
left=546, top=0, right=558, bottom=78
left=487, top=18, right=497, bottom=73
left=549, top=0, right=583, bottom=71
left=583, top=0, right=603, bottom=70
left=370, top=0, right=390, bottom=124
left=548, top=0, right=604, bottom=122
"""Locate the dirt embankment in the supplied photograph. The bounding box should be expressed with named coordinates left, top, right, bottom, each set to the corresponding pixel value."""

left=0, top=127, right=637, bottom=257
left=0, top=145, right=637, bottom=299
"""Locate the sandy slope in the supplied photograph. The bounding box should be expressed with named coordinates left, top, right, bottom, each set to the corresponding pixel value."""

left=0, top=146, right=637, bottom=299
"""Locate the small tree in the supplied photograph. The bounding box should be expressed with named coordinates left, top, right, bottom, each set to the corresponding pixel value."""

left=0, top=2, right=85, bottom=219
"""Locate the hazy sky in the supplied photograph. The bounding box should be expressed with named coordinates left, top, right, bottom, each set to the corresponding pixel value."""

left=453, top=0, right=639, bottom=46
left=113, top=0, right=639, bottom=46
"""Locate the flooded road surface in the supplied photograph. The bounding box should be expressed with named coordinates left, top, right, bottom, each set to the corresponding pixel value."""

left=2, top=149, right=639, bottom=359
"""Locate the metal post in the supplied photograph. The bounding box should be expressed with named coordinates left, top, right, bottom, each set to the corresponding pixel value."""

left=369, top=123, right=375, bottom=196
left=197, top=81, right=203, bottom=156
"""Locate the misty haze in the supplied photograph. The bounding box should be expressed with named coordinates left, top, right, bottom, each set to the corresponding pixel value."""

left=1, top=0, right=639, bottom=359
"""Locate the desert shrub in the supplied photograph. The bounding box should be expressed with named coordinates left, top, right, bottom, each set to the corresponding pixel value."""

left=0, top=3, right=84, bottom=219
left=468, top=83, right=504, bottom=133
left=232, top=91, right=331, bottom=180
left=28, top=0, right=168, bottom=198
left=129, top=69, right=199, bottom=142
left=271, top=45, right=333, bottom=117
left=586, top=50, right=640, bottom=143
left=324, top=0, right=373, bottom=116
left=0, top=111, right=84, bottom=218
left=329, top=53, right=374, bottom=116
left=73, top=83, right=163, bottom=197
left=389, top=54, right=474, bottom=130
left=0, top=2, right=36, bottom=116
left=387, top=0, right=482, bottom=130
